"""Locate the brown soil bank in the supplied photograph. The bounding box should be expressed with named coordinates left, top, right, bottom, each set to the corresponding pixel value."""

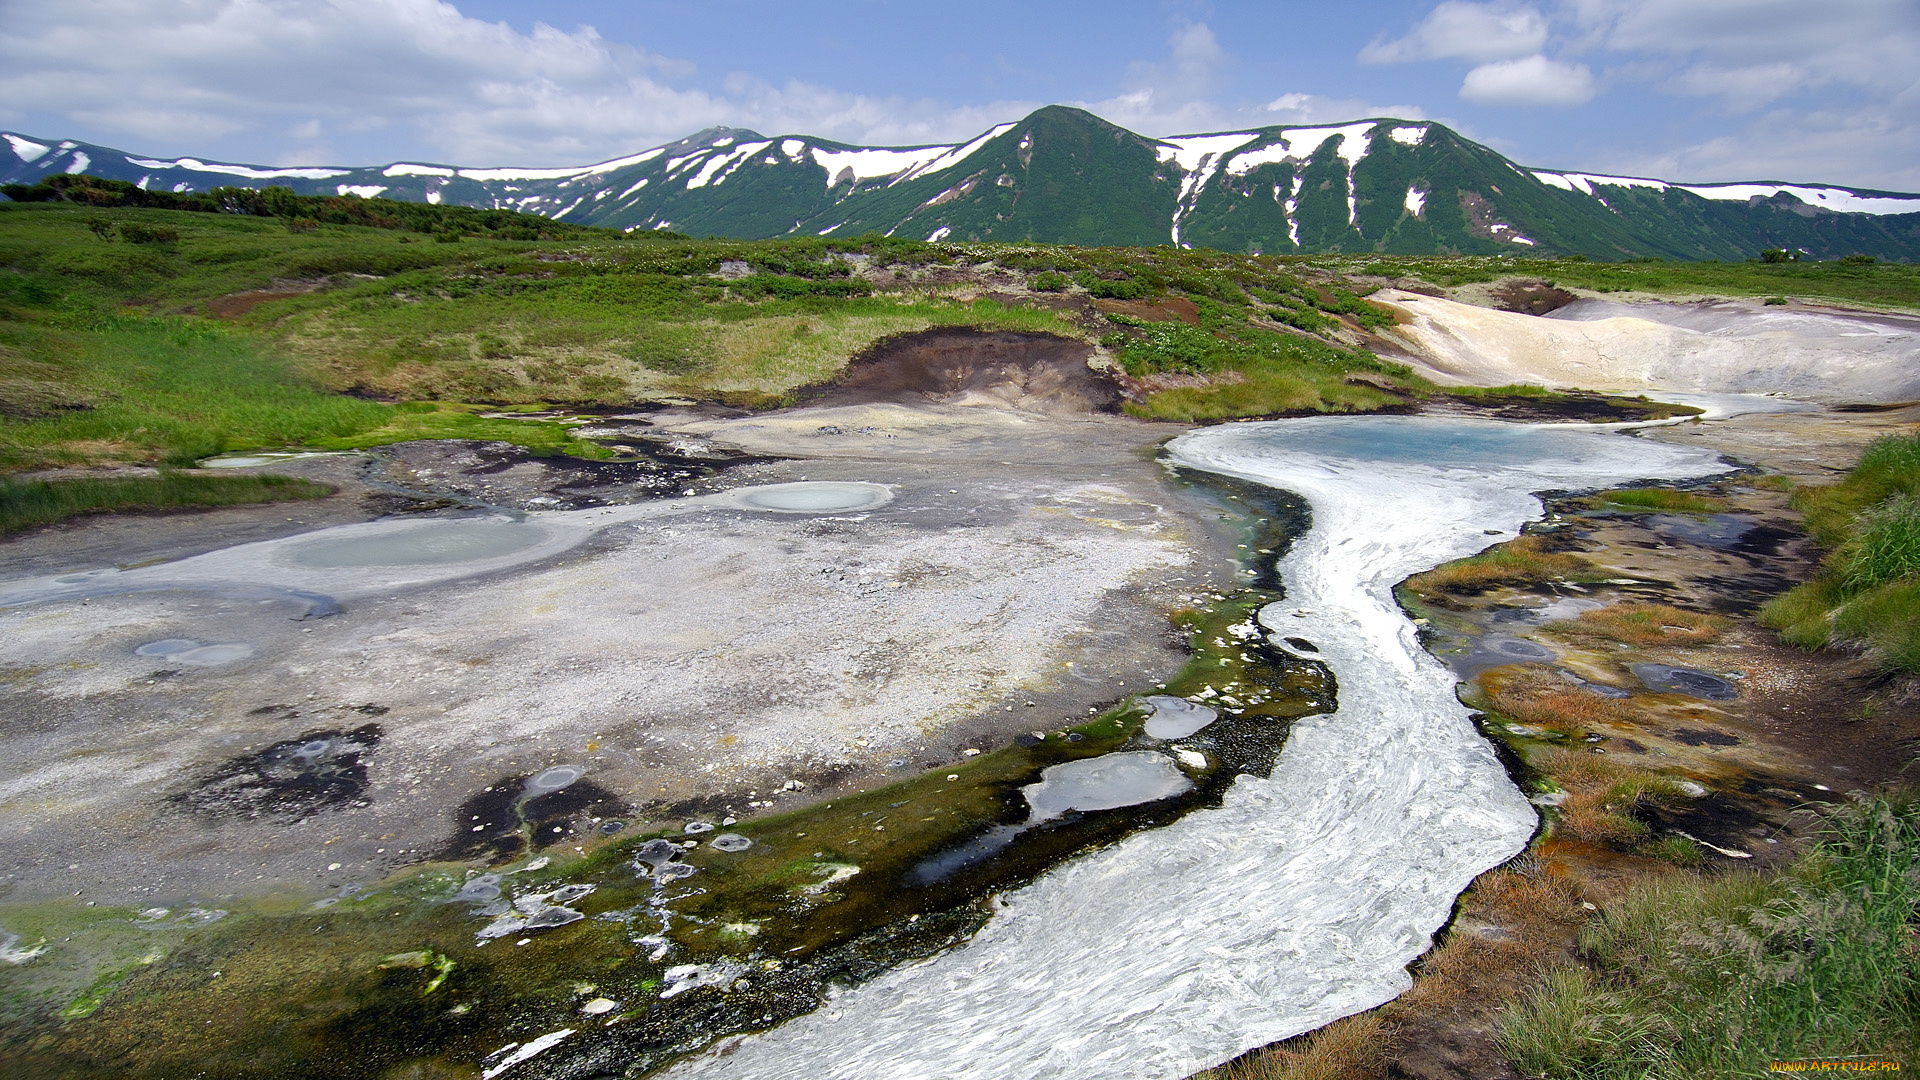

left=812, top=327, right=1121, bottom=415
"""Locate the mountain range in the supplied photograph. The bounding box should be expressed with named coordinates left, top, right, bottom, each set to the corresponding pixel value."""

left=7, top=106, right=1919, bottom=261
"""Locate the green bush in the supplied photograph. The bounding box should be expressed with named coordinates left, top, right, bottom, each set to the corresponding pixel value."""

left=1073, top=269, right=1146, bottom=300
left=116, top=222, right=178, bottom=245
left=1029, top=270, right=1069, bottom=292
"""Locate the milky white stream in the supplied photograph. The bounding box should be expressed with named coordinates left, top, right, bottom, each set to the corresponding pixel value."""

left=671, top=416, right=1729, bottom=1080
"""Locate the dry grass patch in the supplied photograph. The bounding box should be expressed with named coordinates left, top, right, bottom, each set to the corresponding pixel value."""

left=1487, top=669, right=1637, bottom=737
left=1548, top=602, right=1729, bottom=647
left=1199, top=1013, right=1392, bottom=1080
left=1534, top=748, right=1685, bottom=850
left=1404, top=535, right=1598, bottom=597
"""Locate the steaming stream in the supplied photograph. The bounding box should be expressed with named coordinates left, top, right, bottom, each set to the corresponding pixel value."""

left=672, top=417, right=1729, bottom=1080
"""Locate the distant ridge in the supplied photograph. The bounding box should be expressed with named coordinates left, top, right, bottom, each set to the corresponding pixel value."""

left=7, top=107, right=1918, bottom=260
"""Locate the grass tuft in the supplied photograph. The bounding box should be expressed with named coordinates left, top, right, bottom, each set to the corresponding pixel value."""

left=1588, top=487, right=1730, bottom=514
left=1762, top=432, right=1920, bottom=675
left=1548, top=602, right=1730, bottom=647
left=1500, top=794, right=1920, bottom=1076
left=1404, top=535, right=1600, bottom=596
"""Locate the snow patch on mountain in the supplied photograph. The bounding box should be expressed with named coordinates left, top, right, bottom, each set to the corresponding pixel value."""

left=383, top=163, right=455, bottom=178
left=1678, top=183, right=1920, bottom=216
left=1531, top=170, right=1671, bottom=195
left=1156, top=133, right=1261, bottom=246
left=336, top=184, right=386, bottom=198
left=4, top=135, right=49, bottom=163
left=1405, top=187, right=1427, bottom=216
left=459, top=146, right=664, bottom=184
left=809, top=140, right=971, bottom=193
left=687, top=142, right=770, bottom=190
left=908, top=123, right=1017, bottom=182
left=1388, top=125, right=1427, bottom=147
left=127, top=156, right=350, bottom=181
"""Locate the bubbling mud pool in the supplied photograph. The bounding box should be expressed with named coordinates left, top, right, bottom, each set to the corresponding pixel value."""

left=670, top=416, right=1729, bottom=1080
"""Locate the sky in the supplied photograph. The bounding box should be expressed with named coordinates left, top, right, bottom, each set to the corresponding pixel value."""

left=2, top=0, right=1917, bottom=189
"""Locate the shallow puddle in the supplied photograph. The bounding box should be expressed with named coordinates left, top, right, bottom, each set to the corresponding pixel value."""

left=1021, top=751, right=1193, bottom=822
left=1139, top=695, right=1219, bottom=739
left=724, top=481, right=891, bottom=513
left=290, top=518, right=553, bottom=568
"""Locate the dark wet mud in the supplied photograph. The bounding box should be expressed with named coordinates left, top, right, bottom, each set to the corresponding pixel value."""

left=806, top=327, right=1123, bottom=415
left=171, top=722, right=385, bottom=822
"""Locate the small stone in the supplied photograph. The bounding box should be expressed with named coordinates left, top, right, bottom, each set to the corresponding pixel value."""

left=581, top=997, right=617, bottom=1015
left=963, top=748, right=980, bottom=757
left=946, top=774, right=959, bottom=781
left=326, top=863, right=341, bottom=871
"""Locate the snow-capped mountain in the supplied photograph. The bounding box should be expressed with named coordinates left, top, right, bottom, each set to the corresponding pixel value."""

left=7, top=107, right=1918, bottom=260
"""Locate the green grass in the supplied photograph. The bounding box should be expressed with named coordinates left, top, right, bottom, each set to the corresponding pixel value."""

left=2, top=201, right=1914, bottom=479
left=1499, top=794, right=1920, bottom=1077
left=1404, top=534, right=1604, bottom=596
left=0, top=314, right=396, bottom=469
left=0, top=471, right=333, bottom=533
left=1761, top=433, right=1920, bottom=675
left=1589, top=487, right=1732, bottom=514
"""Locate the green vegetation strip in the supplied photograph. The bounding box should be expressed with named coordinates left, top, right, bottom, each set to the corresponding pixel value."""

left=1762, top=433, right=1920, bottom=674
left=1586, top=486, right=1731, bottom=514
left=0, top=471, right=332, bottom=533
left=1500, top=795, right=1919, bottom=1076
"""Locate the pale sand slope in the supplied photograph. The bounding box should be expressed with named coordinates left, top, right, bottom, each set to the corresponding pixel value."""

left=1374, top=290, right=1920, bottom=403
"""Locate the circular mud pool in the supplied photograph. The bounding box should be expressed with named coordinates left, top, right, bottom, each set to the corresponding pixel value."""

left=726, top=481, right=891, bottom=514
left=1630, top=663, right=1738, bottom=701
left=289, top=520, right=551, bottom=569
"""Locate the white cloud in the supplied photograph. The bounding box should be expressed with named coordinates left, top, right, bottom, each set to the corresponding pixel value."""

left=1604, top=106, right=1920, bottom=190
left=1565, top=0, right=1920, bottom=110
left=1261, top=93, right=1430, bottom=125
left=1362, top=2, right=1550, bottom=64
left=0, top=0, right=1040, bottom=163
left=1460, top=54, right=1597, bottom=106
left=1080, top=25, right=1427, bottom=137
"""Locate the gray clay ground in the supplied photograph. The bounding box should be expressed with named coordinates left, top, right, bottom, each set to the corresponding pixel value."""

left=0, top=404, right=1240, bottom=910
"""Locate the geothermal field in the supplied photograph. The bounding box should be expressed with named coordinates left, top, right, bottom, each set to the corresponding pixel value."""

left=3, top=264, right=1917, bottom=1080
